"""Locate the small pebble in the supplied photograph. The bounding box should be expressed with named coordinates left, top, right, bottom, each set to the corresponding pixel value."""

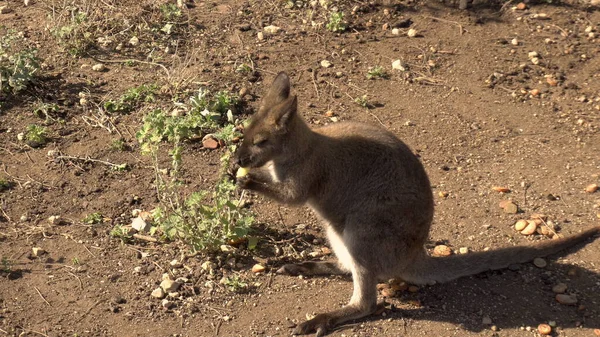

left=459, top=247, right=469, bottom=254
left=533, top=257, right=547, bottom=268
left=92, top=63, right=105, bottom=72
left=408, top=285, right=419, bottom=293
left=31, top=247, right=45, bottom=257
left=257, top=32, right=264, bottom=41
left=521, top=220, right=538, bottom=235
left=160, top=279, right=181, bottom=293
left=151, top=287, right=166, bottom=299
left=538, top=323, right=552, bottom=335
left=407, top=28, right=418, bottom=38
left=433, top=245, right=452, bottom=256
left=161, top=299, right=174, bottom=309
left=492, top=186, right=510, bottom=193
left=392, top=59, right=406, bottom=71
left=320, top=60, right=332, bottom=68
left=169, top=259, right=183, bottom=268
left=252, top=264, right=266, bottom=273
left=531, top=57, right=540, bottom=65
left=515, top=219, right=528, bottom=231
left=502, top=201, right=518, bottom=214
left=381, top=288, right=396, bottom=297
left=511, top=38, right=519, bottom=46
left=392, top=28, right=400, bottom=35
left=129, top=36, right=139, bottom=46
left=585, top=184, right=598, bottom=193
left=263, top=25, right=281, bottom=34
left=0, top=6, right=13, bottom=14
left=552, top=283, right=567, bottom=294
left=516, top=2, right=527, bottom=9
left=555, top=294, right=577, bottom=305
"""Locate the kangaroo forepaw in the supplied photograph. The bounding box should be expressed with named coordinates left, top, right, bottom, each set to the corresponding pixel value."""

left=293, top=314, right=332, bottom=337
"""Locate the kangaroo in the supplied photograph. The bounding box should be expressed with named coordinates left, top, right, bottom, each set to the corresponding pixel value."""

left=234, top=72, right=600, bottom=336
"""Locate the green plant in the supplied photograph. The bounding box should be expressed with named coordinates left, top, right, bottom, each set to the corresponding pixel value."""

left=104, top=84, right=157, bottom=114
left=354, top=95, right=371, bottom=108
left=137, top=88, right=252, bottom=252
left=83, top=212, right=103, bottom=224
left=222, top=275, right=249, bottom=293
left=137, top=88, right=239, bottom=172
left=1, top=256, right=11, bottom=273
left=0, top=29, right=40, bottom=94
left=50, top=9, right=96, bottom=56
left=110, top=224, right=133, bottom=243
left=0, top=179, right=14, bottom=192
left=72, top=257, right=80, bottom=265
left=110, top=139, right=127, bottom=152
left=236, top=63, right=252, bottom=74
left=160, top=3, right=182, bottom=21
left=33, top=102, right=60, bottom=122
left=326, top=12, right=346, bottom=32
left=23, top=124, right=48, bottom=147
left=367, top=66, right=389, bottom=80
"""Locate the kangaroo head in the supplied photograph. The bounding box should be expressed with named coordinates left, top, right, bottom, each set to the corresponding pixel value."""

left=235, top=72, right=298, bottom=168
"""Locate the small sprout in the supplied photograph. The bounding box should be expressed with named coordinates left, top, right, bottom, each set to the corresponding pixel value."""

left=83, top=212, right=103, bottom=225
left=326, top=12, right=346, bottom=32
left=23, top=124, right=48, bottom=148
left=366, top=66, right=389, bottom=80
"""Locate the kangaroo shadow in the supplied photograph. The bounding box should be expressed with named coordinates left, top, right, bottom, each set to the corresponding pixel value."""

left=355, top=247, right=600, bottom=332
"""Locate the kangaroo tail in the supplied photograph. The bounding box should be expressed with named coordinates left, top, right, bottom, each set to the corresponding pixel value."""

left=402, top=226, right=600, bottom=285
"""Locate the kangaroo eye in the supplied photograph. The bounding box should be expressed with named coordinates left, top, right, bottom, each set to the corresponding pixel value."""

left=253, top=136, right=268, bottom=146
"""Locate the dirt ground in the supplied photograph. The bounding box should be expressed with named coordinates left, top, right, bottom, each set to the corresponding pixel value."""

left=1, top=0, right=600, bottom=336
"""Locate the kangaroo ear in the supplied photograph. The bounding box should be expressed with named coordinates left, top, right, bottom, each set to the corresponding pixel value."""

left=273, top=95, right=297, bottom=129
left=263, top=72, right=291, bottom=106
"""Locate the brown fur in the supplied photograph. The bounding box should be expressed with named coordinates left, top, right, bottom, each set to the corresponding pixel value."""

left=234, top=72, right=600, bottom=336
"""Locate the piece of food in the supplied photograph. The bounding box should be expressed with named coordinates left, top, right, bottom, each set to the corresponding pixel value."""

left=236, top=167, right=249, bottom=178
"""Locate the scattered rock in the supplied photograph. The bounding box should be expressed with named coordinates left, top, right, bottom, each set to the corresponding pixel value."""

left=492, top=186, right=510, bottom=193
left=538, top=323, right=552, bottom=335
left=92, top=63, right=106, bottom=72
left=252, top=264, right=266, bottom=273
left=320, top=60, right=332, bottom=68
left=0, top=6, right=13, bottom=14
left=438, top=191, right=449, bottom=198
left=161, top=299, right=175, bottom=309
left=202, top=135, right=220, bottom=149
left=515, top=219, right=528, bottom=231
left=160, top=279, right=181, bottom=293
left=482, top=316, right=493, bottom=325
left=220, top=245, right=235, bottom=253
left=511, top=38, right=519, bottom=46
left=31, top=247, right=45, bottom=257
left=585, top=184, right=598, bottom=193
left=237, top=24, right=251, bottom=32
left=48, top=215, right=63, bottom=225
left=552, top=283, right=567, bottom=294
left=531, top=57, right=540, bottom=65
left=533, top=257, right=547, bottom=268
left=131, top=217, right=151, bottom=232
left=381, top=287, right=396, bottom=297
left=129, top=36, right=139, bottom=46
left=169, top=259, right=183, bottom=268
left=459, top=247, right=469, bottom=254
left=408, top=285, right=419, bottom=293
left=263, top=25, right=281, bottom=34
left=433, top=245, right=452, bottom=256
left=391, top=28, right=400, bottom=35
left=257, top=32, right=264, bottom=41
left=239, top=87, right=248, bottom=97
left=555, top=294, right=577, bottom=305
left=516, top=2, right=527, bottom=9
left=501, top=201, right=518, bottom=214
left=407, top=28, right=418, bottom=38
left=390, top=279, right=408, bottom=292
left=521, top=220, right=538, bottom=235
left=151, top=287, right=166, bottom=299
left=392, top=59, right=406, bottom=71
